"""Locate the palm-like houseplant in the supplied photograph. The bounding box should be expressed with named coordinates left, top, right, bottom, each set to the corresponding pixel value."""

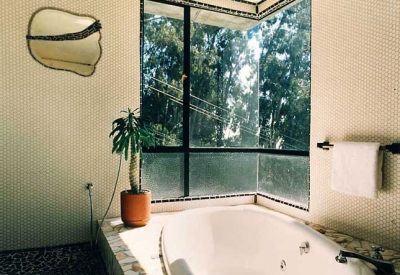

left=110, top=108, right=155, bottom=226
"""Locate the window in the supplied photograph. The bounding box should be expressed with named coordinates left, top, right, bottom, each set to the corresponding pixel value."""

left=142, top=4, right=184, bottom=146
left=141, top=0, right=311, bottom=208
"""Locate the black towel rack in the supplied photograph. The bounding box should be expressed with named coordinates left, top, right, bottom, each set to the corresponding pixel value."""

left=317, top=141, right=400, bottom=154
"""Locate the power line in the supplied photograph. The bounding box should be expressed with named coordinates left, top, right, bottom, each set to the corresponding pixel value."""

left=148, top=76, right=308, bottom=147
left=150, top=76, right=249, bottom=122
left=146, top=84, right=305, bottom=150
left=147, top=84, right=306, bottom=150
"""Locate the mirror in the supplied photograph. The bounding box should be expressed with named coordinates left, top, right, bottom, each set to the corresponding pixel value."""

left=26, top=8, right=102, bottom=76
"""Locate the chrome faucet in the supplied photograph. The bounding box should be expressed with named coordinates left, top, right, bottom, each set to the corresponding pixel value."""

left=371, top=245, right=384, bottom=260
left=299, top=241, right=310, bottom=255
left=335, top=249, right=395, bottom=275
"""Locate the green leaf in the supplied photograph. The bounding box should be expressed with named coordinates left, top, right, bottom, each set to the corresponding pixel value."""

left=111, top=140, right=120, bottom=154
left=117, top=137, right=127, bottom=155
left=111, top=117, right=125, bottom=126
left=110, top=108, right=156, bottom=161
left=112, top=132, right=123, bottom=144
left=124, top=140, right=129, bottom=160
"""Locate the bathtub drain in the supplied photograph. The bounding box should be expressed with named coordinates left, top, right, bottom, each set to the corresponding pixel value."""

left=280, top=260, right=286, bottom=271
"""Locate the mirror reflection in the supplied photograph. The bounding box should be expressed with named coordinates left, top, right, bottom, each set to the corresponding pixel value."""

left=27, top=8, right=102, bottom=76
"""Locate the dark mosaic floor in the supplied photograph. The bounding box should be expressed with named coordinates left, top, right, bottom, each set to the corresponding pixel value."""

left=0, top=243, right=108, bottom=275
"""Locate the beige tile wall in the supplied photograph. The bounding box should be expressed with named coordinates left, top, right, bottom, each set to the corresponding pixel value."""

left=1, top=0, right=399, bottom=252
left=258, top=0, right=400, bottom=251
left=0, top=0, right=140, bottom=251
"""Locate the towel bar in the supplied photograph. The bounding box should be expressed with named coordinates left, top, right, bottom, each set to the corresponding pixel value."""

left=317, top=141, right=400, bottom=154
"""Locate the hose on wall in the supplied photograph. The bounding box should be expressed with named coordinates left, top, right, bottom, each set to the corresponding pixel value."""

left=86, top=183, right=94, bottom=249
left=94, top=154, right=123, bottom=247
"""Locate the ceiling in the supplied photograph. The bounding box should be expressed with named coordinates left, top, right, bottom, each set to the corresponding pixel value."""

left=145, top=0, right=300, bottom=31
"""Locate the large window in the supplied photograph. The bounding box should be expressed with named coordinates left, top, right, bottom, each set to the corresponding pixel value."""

left=141, top=0, right=311, bottom=208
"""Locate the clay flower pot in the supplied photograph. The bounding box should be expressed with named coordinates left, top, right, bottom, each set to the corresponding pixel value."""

left=120, top=190, right=151, bottom=227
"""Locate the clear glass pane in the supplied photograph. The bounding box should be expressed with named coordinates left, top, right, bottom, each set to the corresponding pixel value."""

left=141, top=153, right=184, bottom=199
left=258, top=154, right=309, bottom=206
left=189, top=153, right=257, bottom=196
left=189, top=22, right=259, bottom=148
left=142, top=2, right=184, bottom=146
left=140, top=1, right=311, bottom=206
left=258, top=0, right=311, bottom=150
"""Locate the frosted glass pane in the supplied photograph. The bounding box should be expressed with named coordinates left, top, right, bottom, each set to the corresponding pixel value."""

left=189, top=153, right=257, bottom=196
left=258, top=154, right=309, bottom=206
left=141, top=153, right=184, bottom=199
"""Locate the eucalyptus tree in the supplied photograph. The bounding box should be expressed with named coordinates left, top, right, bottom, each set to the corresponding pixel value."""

left=258, top=0, right=311, bottom=150
left=142, top=0, right=311, bottom=150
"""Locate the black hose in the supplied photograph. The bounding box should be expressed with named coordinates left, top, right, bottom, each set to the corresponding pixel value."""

left=95, top=154, right=123, bottom=246
left=88, top=185, right=94, bottom=250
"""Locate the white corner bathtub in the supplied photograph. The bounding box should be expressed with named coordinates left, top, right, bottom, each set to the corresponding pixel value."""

left=162, top=205, right=375, bottom=275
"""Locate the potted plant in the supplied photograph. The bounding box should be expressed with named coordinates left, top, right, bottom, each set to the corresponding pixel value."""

left=109, top=108, right=155, bottom=227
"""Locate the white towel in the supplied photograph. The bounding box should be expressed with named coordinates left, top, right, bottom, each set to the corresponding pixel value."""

left=331, top=142, right=383, bottom=199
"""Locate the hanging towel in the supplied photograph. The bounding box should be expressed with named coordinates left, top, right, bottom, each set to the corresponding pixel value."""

left=331, top=142, right=383, bottom=199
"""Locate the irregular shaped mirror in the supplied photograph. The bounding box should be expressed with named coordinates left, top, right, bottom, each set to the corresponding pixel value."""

left=26, top=8, right=102, bottom=76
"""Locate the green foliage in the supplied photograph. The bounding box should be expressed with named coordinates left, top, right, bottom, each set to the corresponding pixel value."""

left=142, top=15, right=183, bottom=146
left=110, top=108, right=155, bottom=161
left=142, top=0, right=310, bottom=150
left=258, top=0, right=311, bottom=150
left=190, top=24, right=259, bottom=147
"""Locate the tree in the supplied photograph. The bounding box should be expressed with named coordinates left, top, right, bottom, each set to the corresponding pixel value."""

left=142, top=0, right=311, bottom=150
left=258, top=0, right=311, bottom=150
left=190, top=24, right=258, bottom=147
left=142, top=15, right=184, bottom=146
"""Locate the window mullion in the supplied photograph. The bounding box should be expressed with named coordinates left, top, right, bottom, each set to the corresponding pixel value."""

left=183, top=6, right=191, bottom=197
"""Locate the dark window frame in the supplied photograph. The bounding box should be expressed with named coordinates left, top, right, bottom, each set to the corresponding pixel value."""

left=140, top=0, right=310, bottom=207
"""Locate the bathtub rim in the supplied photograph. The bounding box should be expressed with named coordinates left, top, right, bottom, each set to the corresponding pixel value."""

left=161, top=205, right=377, bottom=275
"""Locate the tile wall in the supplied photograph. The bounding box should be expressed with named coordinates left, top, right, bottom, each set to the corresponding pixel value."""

left=1, top=0, right=140, bottom=251
left=1, top=0, right=399, bottom=252
left=258, top=0, right=400, bottom=250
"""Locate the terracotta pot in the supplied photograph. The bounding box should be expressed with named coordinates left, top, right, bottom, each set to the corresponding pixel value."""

left=120, top=190, right=151, bottom=227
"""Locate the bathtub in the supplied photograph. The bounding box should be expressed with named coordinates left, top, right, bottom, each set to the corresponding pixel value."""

left=162, top=205, right=375, bottom=275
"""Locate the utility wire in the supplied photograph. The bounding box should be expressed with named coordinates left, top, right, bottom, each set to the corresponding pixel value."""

left=150, top=75, right=308, bottom=146
left=148, top=77, right=308, bottom=147
left=146, top=83, right=306, bottom=150
left=150, top=76, right=249, bottom=121
left=147, top=85, right=259, bottom=137
left=147, top=85, right=304, bottom=150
